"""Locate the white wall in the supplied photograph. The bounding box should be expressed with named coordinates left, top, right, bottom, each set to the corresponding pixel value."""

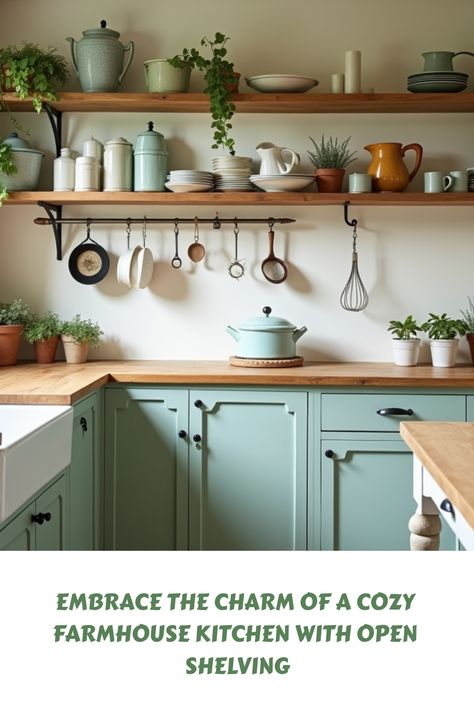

left=1, top=0, right=474, bottom=362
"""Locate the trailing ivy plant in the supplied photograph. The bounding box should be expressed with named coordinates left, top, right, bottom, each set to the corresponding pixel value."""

left=61, top=315, right=103, bottom=348
left=421, top=313, right=467, bottom=340
left=168, top=32, right=237, bottom=155
left=0, top=141, right=16, bottom=204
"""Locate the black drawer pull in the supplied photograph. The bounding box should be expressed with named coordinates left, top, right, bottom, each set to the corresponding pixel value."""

left=178, top=430, right=187, bottom=439
left=193, top=434, right=202, bottom=443
left=440, top=498, right=454, bottom=515
left=31, top=512, right=52, bottom=525
left=376, top=407, right=413, bottom=417
left=80, top=416, right=88, bottom=432
left=325, top=449, right=334, bottom=459
left=194, top=399, right=203, bottom=408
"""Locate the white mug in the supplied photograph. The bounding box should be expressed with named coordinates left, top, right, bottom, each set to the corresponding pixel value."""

left=424, top=171, right=452, bottom=193
left=448, top=170, right=468, bottom=192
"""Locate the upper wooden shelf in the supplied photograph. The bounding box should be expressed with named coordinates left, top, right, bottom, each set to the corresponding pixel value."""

left=6, top=191, right=474, bottom=207
left=3, top=92, right=474, bottom=114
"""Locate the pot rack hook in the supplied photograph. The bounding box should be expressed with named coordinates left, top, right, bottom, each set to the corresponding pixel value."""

left=213, top=212, right=221, bottom=230
left=142, top=215, right=147, bottom=245
left=268, top=217, right=275, bottom=230
left=343, top=201, right=358, bottom=229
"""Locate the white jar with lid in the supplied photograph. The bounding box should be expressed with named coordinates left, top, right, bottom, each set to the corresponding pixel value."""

left=54, top=147, right=75, bottom=191
left=103, top=137, right=133, bottom=191
left=83, top=136, right=104, bottom=189
left=75, top=155, right=99, bottom=191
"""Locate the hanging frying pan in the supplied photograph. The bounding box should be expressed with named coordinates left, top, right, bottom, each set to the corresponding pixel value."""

left=68, top=222, right=110, bottom=284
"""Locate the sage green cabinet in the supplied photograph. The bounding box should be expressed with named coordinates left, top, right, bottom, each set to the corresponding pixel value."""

left=104, top=387, right=188, bottom=550
left=317, top=391, right=463, bottom=551
left=189, top=390, right=308, bottom=550
left=104, top=387, right=308, bottom=551
left=68, top=391, right=103, bottom=550
left=0, top=473, right=67, bottom=551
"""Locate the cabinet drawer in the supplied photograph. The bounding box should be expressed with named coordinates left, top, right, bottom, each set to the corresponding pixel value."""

left=321, top=394, right=465, bottom=432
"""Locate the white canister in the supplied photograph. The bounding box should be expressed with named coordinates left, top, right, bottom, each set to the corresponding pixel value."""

left=75, top=155, right=99, bottom=191
left=83, top=136, right=104, bottom=189
left=53, top=147, right=75, bottom=191
left=344, top=50, right=361, bottom=93
left=103, top=137, right=133, bottom=191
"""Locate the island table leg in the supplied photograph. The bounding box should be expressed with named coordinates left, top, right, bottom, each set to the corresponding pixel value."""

left=409, top=456, right=441, bottom=551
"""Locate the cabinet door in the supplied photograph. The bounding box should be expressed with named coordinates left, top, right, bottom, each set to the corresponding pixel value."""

left=68, top=392, right=101, bottom=550
left=321, top=439, right=456, bottom=551
left=104, top=388, right=188, bottom=550
left=35, top=474, right=68, bottom=551
left=0, top=503, right=36, bottom=550
left=189, top=390, right=308, bottom=551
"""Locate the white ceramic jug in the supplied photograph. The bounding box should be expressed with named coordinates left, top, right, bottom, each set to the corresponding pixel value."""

left=256, top=142, right=300, bottom=175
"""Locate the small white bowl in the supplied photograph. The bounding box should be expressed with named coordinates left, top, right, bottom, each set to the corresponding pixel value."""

left=130, top=246, right=154, bottom=289
left=245, top=74, right=319, bottom=93
left=249, top=174, right=315, bottom=192
left=117, top=245, right=140, bottom=286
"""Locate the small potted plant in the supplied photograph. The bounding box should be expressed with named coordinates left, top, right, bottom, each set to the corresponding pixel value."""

left=387, top=315, right=422, bottom=366
left=168, top=32, right=239, bottom=155
left=307, top=134, right=357, bottom=192
left=420, top=313, right=467, bottom=367
left=24, top=310, right=62, bottom=364
left=61, top=315, right=103, bottom=364
left=460, top=296, right=474, bottom=366
left=0, top=298, right=30, bottom=365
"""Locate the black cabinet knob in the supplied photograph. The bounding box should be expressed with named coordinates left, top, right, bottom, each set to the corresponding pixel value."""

left=194, top=399, right=203, bottom=408
left=325, top=449, right=334, bottom=459
left=440, top=498, right=454, bottom=515
left=80, top=416, right=88, bottom=432
left=376, top=408, right=413, bottom=416
left=178, top=430, right=187, bottom=439
left=192, top=434, right=202, bottom=443
left=31, top=512, right=52, bottom=525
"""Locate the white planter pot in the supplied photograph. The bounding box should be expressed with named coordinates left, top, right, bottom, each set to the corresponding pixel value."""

left=391, top=338, right=420, bottom=366
left=429, top=339, right=459, bottom=368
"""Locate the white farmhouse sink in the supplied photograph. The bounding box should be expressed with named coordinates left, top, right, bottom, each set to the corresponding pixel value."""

left=0, top=405, right=73, bottom=523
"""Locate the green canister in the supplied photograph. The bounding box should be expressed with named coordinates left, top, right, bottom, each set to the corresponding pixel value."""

left=133, top=121, right=168, bottom=192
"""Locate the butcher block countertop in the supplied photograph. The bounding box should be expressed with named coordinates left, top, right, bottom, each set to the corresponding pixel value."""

left=2, top=360, right=474, bottom=404
left=400, top=421, right=474, bottom=529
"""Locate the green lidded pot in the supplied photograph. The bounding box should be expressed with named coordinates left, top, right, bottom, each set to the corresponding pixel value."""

left=133, top=121, right=168, bottom=192
left=226, top=306, right=308, bottom=359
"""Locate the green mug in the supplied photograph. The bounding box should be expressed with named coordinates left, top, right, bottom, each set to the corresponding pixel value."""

left=422, top=51, right=474, bottom=72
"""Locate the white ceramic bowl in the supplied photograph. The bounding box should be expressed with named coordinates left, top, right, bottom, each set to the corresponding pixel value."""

left=245, top=74, right=319, bottom=93
left=249, top=174, right=315, bottom=192
left=130, top=246, right=154, bottom=289
left=117, top=245, right=140, bottom=286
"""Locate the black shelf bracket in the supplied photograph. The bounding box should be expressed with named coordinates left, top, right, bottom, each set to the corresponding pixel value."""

left=42, top=104, right=62, bottom=158
left=343, top=200, right=358, bottom=228
left=38, top=201, right=63, bottom=260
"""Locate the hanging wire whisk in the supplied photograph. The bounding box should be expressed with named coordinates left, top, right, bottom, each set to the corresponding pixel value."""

left=340, top=222, right=369, bottom=311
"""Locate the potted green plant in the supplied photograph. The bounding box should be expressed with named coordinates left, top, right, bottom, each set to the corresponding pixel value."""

left=61, top=315, right=103, bottom=364
left=421, top=313, right=467, bottom=367
left=460, top=296, right=474, bottom=366
left=168, top=32, right=238, bottom=155
left=24, top=310, right=62, bottom=364
left=387, top=315, right=422, bottom=366
left=0, top=298, right=30, bottom=365
left=307, top=134, right=357, bottom=192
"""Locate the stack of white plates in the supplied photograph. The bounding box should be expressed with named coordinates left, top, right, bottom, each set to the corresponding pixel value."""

left=165, top=170, right=214, bottom=193
left=407, top=71, right=468, bottom=93
left=212, top=156, right=254, bottom=191
left=249, top=174, right=315, bottom=192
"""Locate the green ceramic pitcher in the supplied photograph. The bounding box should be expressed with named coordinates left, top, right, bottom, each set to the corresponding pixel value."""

left=422, top=51, right=474, bottom=72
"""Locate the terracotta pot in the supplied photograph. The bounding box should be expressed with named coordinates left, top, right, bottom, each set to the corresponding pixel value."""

left=223, top=70, right=240, bottom=93
left=0, top=324, right=23, bottom=366
left=314, top=168, right=345, bottom=193
left=61, top=335, right=90, bottom=364
left=466, top=333, right=474, bottom=365
left=34, top=336, right=60, bottom=364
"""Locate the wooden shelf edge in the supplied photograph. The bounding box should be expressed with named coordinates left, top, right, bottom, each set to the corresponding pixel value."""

left=2, top=92, right=474, bottom=113
left=5, top=191, right=474, bottom=207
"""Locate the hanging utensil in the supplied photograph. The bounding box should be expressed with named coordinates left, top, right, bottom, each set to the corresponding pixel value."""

left=69, top=219, right=110, bottom=284
left=187, top=216, right=206, bottom=262
left=117, top=219, right=139, bottom=286
left=340, top=222, right=369, bottom=311
left=131, top=216, right=154, bottom=289
left=228, top=218, right=245, bottom=279
left=171, top=219, right=182, bottom=268
left=261, top=219, right=288, bottom=284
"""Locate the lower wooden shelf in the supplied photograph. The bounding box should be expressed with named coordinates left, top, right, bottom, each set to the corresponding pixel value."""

left=4, top=191, right=474, bottom=207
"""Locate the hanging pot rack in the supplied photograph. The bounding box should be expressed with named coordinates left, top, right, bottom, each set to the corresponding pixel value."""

left=34, top=203, right=296, bottom=260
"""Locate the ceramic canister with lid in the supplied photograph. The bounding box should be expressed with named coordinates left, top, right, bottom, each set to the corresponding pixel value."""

left=54, top=147, right=75, bottom=191
left=133, top=121, right=168, bottom=191
left=75, top=156, right=99, bottom=191
left=103, top=136, right=133, bottom=191
left=0, top=132, right=44, bottom=190
left=83, top=136, right=104, bottom=188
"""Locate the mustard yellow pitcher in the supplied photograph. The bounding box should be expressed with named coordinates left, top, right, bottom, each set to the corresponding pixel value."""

left=364, top=142, right=423, bottom=192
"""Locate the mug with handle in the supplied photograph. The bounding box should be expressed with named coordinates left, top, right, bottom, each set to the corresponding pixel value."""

left=448, top=170, right=468, bottom=192
left=424, top=171, right=452, bottom=193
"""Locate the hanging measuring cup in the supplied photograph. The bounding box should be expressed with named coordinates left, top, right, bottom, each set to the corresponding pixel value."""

left=131, top=216, right=154, bottom=289
left=261, top=219, right=288, bottom=284
left=228, top=218, right=245, bottom=279
left=187, top=216, right=206, bottom=262
left=117, top=219, right=139, bottom=286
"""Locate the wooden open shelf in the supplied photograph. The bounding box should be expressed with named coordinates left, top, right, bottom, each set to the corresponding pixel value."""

left=6, top=191, right=474, bottom=207
left=3, top=92, right=474, bottom=114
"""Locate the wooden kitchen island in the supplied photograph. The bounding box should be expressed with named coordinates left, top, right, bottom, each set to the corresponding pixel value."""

left=401, top=422, right=474, bottom=551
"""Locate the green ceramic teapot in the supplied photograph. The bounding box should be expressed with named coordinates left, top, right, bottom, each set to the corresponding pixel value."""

left=67, top=20, right=134, bottom=92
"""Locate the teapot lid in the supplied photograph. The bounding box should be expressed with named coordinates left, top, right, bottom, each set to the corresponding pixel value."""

left=239, top=306, right=297, bottom=332
left=2, top=132, right=44, bottom=155
left=82, top=20, right=120, bottom=39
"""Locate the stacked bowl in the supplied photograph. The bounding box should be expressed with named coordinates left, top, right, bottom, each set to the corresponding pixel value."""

left=407, top=71, right=468, bottom=93
left=212, top=156, right=254, bottom=191
left=165, top=170, right=215, bottom=192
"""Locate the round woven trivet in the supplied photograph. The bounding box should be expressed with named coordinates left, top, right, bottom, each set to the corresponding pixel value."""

left=229, top=355, right=304, bottom=368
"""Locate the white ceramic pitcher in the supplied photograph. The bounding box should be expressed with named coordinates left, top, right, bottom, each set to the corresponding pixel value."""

left=256, top=142, right=300, bottom=175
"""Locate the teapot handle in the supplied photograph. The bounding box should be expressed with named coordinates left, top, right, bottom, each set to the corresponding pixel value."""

left=280, top=148, right=300, bottom=174
left=453, top=51, right=474, bottom=60
left=118, top=40, right=135, bottom=85
left=66, top=37, right=79, bottom=73
left=401, top=143, right=423, bottom=183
